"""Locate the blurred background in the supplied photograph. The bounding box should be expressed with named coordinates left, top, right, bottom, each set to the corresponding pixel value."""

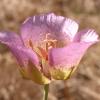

left=0, top=0, right=100, bottom=100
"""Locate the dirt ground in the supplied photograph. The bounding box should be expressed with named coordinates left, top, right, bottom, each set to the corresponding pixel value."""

left=0, top=0, right=100, bottom=100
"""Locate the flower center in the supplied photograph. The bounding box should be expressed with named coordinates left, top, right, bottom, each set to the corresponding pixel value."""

left=43, top=33, right=57, bottom=51
left=25, top=34, right=58, bottom=77
left=26, top=33, right=57, bottom=60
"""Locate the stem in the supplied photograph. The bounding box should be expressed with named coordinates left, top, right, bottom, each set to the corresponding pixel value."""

left=43, top=84, right=49, bottom=100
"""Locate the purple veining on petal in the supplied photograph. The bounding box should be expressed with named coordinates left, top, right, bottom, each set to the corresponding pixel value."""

left=48, top=42, right=96, bottom=69
left=21, top=13, right=78, bottom=47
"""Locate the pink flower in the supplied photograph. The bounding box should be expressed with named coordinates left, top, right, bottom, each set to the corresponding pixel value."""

left=0, top=13, right=99, bottom=84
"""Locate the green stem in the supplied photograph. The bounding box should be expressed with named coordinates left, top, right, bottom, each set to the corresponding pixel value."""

left=43, top=84, right=49, bottom=100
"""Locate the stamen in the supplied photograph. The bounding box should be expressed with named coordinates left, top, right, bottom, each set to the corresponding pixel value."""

left=25, top=34, right=57, bottom=61
left=25, top=40, right=34, bottom=49
left=27, top=39, right=47, bottom=59
left=44, top=33, right=57, bottom=51
left=29, top=40, right=34, bottom=49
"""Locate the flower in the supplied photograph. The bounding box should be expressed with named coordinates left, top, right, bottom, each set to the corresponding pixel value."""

left=0, top=13, right=99, bottom=85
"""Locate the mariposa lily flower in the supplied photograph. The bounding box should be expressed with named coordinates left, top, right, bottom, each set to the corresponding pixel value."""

left=0, top=13, right=99, bottom=85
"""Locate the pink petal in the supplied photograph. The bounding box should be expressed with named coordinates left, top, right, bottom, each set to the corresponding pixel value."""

left=10, top=46, right=40, bottom=68
left=48, top=42, right=95, bottom=69
left=0, top=31, right=23, bottom=46
left=0, top=32, right=40, bottom=70
left=74, top=29, right=99, bottom=42
left=21, top=13, right=78, bottom=46
left=62, top=18, right=79, bottom=41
